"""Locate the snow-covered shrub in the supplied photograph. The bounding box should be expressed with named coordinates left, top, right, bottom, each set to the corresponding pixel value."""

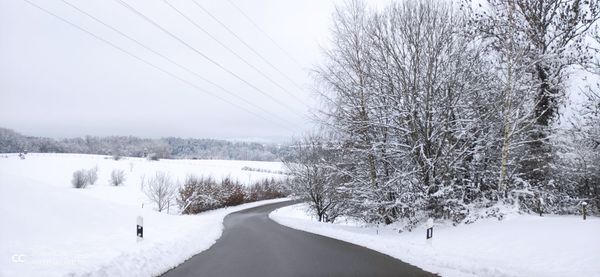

left=177, top=177, right=200, bottom=214
left=178, top=175, right=288, bottom=214
left=144, top=172, right=177, bottom=212
left=241, top=166, right=287, bottom=175
left=72, top=169, right=89, bottom=188
left=218, top=177, right=245, bottom=207
left=178, top=175, right=220, bottom=214
left=86, top=166, right=98, bottom=185
left=72, top=167, right=100, bottom=188
left=463, top=202, right=519, bottom=224
left=147, top=153, right=160, bottom=161
left=110, top=169, right=126, bottom=186
left=245, top=177, right=287, bottom=202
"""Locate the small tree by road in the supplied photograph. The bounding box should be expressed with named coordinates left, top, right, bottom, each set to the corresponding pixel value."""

left=144, top=172, right=177, bottom=212
left=283, top=135, right=345, bottom=223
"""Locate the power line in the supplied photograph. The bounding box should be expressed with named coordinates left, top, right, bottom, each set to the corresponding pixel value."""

left=113, top=0, right=304, bottom=115
left=226, top=0, right=304, bottom=69
left=59, top=0, right=295, bottom=127
left=21, top=0, right=294, bottom=131
left=162, top=0, right=309, bottom=109
left=187, top=0, right=309, bottom=104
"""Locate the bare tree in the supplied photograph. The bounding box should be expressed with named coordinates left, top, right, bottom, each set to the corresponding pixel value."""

left=283, top=135, right=345, bottom=222
left=143, top=172, right=177, bottom=212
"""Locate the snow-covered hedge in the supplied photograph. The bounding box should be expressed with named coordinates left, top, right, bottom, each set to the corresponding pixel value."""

left=178, top=176, right=287, bottom=214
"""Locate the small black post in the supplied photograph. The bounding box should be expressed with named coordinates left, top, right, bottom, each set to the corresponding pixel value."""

left=582, top=202, right=588, bottom=221
left=426, top=218, right=434, bottom=240
left=137, top=216, right=143, bottom=241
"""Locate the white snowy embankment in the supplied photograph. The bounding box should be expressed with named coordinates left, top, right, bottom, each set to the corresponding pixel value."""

left=270, top=203, right=600, bottom=277
left=0, top=153, right=288, bottom=277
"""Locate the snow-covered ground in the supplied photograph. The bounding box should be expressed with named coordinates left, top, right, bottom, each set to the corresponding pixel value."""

left=0, top=153, right=285, bottom=208
left=0, top=153, right=288, bottom=276
left=271, top=203, right=600, bottom=277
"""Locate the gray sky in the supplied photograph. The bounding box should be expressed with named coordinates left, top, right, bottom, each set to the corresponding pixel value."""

left=0, top=0, right=379, bottom=141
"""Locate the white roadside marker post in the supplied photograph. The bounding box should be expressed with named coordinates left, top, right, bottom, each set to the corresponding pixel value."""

left=137, top=216, right=144, bottom=242
left=426, top=218, right=434, bottom=240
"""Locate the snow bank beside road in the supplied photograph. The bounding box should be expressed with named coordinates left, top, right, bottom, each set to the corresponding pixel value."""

left=0, top=175, right=287, bottom=276
left=270, top=203, right=600, bottom=277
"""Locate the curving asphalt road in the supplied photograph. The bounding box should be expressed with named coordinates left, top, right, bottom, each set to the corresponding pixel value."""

left=162, top=201, right=437, bottom=277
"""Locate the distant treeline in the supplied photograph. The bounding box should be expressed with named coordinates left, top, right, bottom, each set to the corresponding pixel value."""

left=0, top=128, right=288, bottom=161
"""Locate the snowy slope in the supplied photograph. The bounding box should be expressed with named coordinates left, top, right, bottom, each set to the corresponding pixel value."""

left=0, top=153, right=288, bottom=276
left=270, top=203, right=600, bottom=277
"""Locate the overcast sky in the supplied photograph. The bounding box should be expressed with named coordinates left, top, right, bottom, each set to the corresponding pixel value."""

left=0, top=0, right=385, bottom=141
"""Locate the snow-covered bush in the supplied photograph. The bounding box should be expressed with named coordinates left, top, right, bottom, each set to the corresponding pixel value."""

left=71, top=167, right=100, bottom=188
left=241, top=166, right=287, bottom=175
left=246, top=177, right=288, bottom=202
left=178, top=175, right=288, bottom=215
left=143, top=172, right=177, bottom=212
left=147, top=153, right=160, bottom=161
left=218, top=177, right=245, bottom=207
left=109, top=169, right=126, bottom=186
left=86, top=166, right=98, bottom=185
left=178, top=176, right=221, bottom=214
left=72, top=169, right=89, bottom=188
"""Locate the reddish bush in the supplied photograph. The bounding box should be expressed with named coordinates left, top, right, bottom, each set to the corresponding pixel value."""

left=177, top=175, right=289, bottom=215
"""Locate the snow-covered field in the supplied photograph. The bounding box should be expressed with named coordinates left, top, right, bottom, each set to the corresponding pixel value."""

left=271, top=203, right=600, bottom=277
left=0, top=153, right=288, bottom=276
left=0, top=153, right=285, bottom=208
